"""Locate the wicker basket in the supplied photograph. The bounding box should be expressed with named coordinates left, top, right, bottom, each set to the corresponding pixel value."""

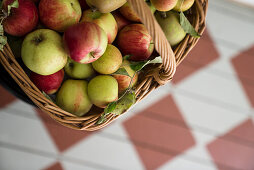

left=0, top=0, right=208, bottom=131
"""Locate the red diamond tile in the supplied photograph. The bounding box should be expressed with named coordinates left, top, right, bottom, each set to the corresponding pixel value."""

left=44, top=162, right=63, bottom=170
left=36, top=108, right=94, bottom=153
left=0, top=85, right=16, bottom=109
left=123, top=95, right=195, bottom=169
left=207, top=119, right=254, bottom=170
left=135, top=146, right=175, bottom=170
left=173, top=29, right=220, bottom=84
left=231, top=45, right=254, bottom=107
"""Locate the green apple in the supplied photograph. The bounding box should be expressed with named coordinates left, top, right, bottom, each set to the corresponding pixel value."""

left=22, top=29, right=68, bottom=75
left=88, top=75, right=118, bottom=108
left=155, top=11, right=186, bottom=46
left=81, top=10, right=118, bottom=44
left=86, top=0, right=127, bottom=13
left=92, top=44, right=122, bottom=75
left=173, top=0, right=195, bottom=12
left=147, top=2, right=156, bottom=14
left=113, top=60, right=138, bottom=94
left=56, top=79, right=93, bottom=116
left=65, top=58, right=95, bottom=79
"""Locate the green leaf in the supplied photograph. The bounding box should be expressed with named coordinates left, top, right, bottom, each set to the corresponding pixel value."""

left=0, top=36, right=7, bottom=51
left=180, top=12, right=200, bottom=38
left=112, top=91, right=136, bottom=115
left=42, top=91, right=55, bottom=103
left=112, top=68, right=130, bottom=77
left=0, top=25, right=3, bottom=35
left=7, top=0, right=19, bottom=16
left=123, top=55, right=131, bottom=60
left=104, top=101, right=117, bottom=114
left=130, top=56, right=163, bottom=72
left=96, top=102, right=117, bottom=125
left=96, top=114, right=107, bottom=125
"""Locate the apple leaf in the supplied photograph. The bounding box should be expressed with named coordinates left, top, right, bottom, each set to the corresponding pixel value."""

left=130, top=56, right=163, bottom=72
left=111, top=91, right=136, bottom=116
left=7, top=0, right=19, bottom=16
left=0, top=25, right=3, bottom=35
left=180, top=12, right=200, bottom=38
left=0, top=35, right=7, bottom=51
left=104, top=101, right=117, bottom=114
left=96, top=92, right=136, bottom=125
left=123, top=55, right=131, bottom=60
left=112, top=67, right=130, bottom=77
left=96, top=102, right=117, bottom=125
left=42, top=91, right=55, bottom=104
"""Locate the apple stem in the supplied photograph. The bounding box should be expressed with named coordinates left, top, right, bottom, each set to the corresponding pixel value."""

left=160, top=11, right=167, bottom=19
left=91, top=6, right=98, bottom=13
left=91, top=53, right=95, bottom=59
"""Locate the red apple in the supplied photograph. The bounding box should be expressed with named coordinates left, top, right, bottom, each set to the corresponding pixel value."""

left=119, top=2, right=141, bottom=22
left=39, top=0, right=81, bottom=32
left=113, top=60, right=138, bottom=94
left=2, top=0, right=38, bottom=36
left=112, top=11, right=131, bottom=31
left=117, top=24, right=154, bottom=61
left=63, top=22, right=108, bottom=64
left=30, top=69, right=64, bottom=95
left=151, top=0, right=177, bottom=11
left=81, top=9, right=118, bottom=44
left=78, top=0, right=89, bottom=10
left=31, top=0, right=40, bottom=4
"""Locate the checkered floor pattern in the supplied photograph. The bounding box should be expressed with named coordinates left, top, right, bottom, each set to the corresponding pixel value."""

left=1, top=0, right=254, bottom=169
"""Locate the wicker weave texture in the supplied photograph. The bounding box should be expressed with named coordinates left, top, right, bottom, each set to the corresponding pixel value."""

left=0, top=0, right=208, bottom=131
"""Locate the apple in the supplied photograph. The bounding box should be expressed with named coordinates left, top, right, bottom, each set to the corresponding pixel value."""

left=155, top=11, right=186, bottom=46
left=78, top=0, right=89, bottom=10
left=173, top=0, right=195, bottom=12
left=63, top=22, right=108, bottom=64
left=56, top=79, right=93, bottom=116
left=30, top=69, right=64, bottom=95
left=112, top=11, right=131, bottom=31
left=2, top=0, right=38, bottom=36
left=39, top=0, right=81, bottom=32
left=65, top=58, right=95, bottom=79
left=117, top=24, right=154, bottom=61
left=31, top=0, right=39, bottom=4
left=113, top=60, right=138, bottom=94
left=147, top=2, right=157, bottom=14
left=21, top=29, right=68, bottom=75
left=86, top=0, right=126, bottom=13
left=88, top=75, right=118, bottom=108
left=81, top=9, right=118, bottom=44
left=92, top=44, right=122, bottom=74
left=119, top=2, right=141, bottom=22
left=151, top=0, right=178, bottom=11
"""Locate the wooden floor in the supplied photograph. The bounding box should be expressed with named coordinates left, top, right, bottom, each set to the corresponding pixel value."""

left=1, top=0, right=254, bottom=169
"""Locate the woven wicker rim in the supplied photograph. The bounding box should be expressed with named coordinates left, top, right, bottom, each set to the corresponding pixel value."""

left=0, top=0, right=208, bottom=131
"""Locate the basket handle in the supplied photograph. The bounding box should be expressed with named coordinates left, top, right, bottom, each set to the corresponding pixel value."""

left=127, top=0, right=176, bottom=85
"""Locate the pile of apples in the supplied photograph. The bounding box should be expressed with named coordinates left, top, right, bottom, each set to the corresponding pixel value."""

left=2, top=0, right=195, bottom=117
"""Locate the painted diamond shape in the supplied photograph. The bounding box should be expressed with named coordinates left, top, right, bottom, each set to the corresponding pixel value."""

left=207, top=119, right=254, bottom=170
left=44, top=162, right=63, bottom=170
left=0, top=85, right=17, bottom=109
left=231, top=45, right=254, bottom=107
left=173, top=29, right=220, bottom=84
left=123, top=95, right=195, bottom=170
left=36, top=108, right=94, bottom=153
